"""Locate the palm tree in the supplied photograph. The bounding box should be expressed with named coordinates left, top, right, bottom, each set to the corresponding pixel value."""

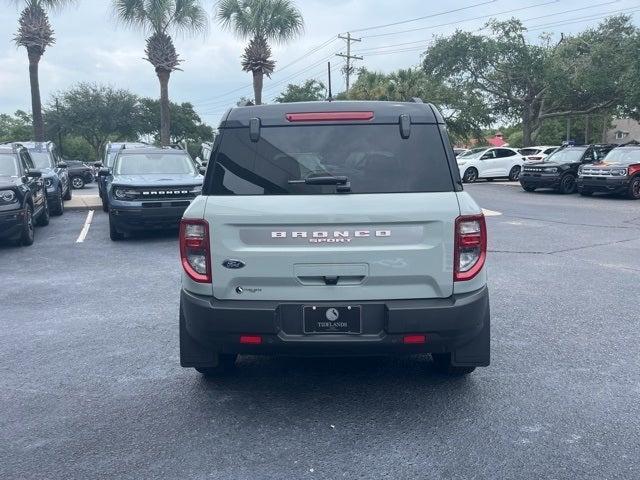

left=217, top=0, right=304, bottom=105
left=113, top=0, right=207, bottom=146
left=12, top=0, right=72, bottom=141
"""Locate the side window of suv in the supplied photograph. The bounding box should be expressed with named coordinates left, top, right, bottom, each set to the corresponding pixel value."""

left=583, top=149, right=595, bottom=162
left=497, top=149, right=517, bottom=158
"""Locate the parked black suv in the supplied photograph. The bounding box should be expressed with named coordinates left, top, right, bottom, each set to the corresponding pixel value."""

left=520, top=144, right=616, bottom=194
left=98, top=142, right=148, bottom=212
left=65, top=160, right=94, bottom=189
left=0, top=143, right=50, bottom=246
left=20, top=141, right=71, bottom=215
left=101, top=146, right=204, bottom=240
left=577, top=144, right=640, bottom=199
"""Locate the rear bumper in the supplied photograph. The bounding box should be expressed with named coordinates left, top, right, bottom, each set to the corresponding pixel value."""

left=0, top=208, right=25, bottom=239
left=577, top=177, right=629, bottom=194
left=110, top=202, right=190, bottom=231
left=180, top=286, right=490, bottom=366
left=520, top=173, right=561, bottom=189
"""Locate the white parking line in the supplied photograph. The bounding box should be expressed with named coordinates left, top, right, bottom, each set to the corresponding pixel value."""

left=76, top=210, right=94, bottom=243
left=482, top=209, right=502, bottom=217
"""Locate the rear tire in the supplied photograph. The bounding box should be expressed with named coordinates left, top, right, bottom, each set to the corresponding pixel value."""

left=627, top=175, right=640, bottom=200
left=195, top=355, right=238, bottom=377
left=462, top=167, right=478, bottom=183
left=522, top=185, right=536, bottom=192
left=50, top=189, right=64, bottom=216
left=71, top=176, right=85, bottom=189
left=431, top=353, right=476, bottom=375
left=63, top=184, right=72, bottom=201
left=102, top=196, right=109, bottom=213
left=36, top=199, right=50, bottom=226
left=508, top=165, right=521, bottom=181
left=109, top=213, right=124, bottom=241
left=19, top=205, right=35, bottom=246
left=558, top=174, right=576, bottom=194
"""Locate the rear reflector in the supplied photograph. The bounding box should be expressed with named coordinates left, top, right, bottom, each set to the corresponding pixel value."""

left=286, top=111, right=374, bottom=122
left=239, top=335, right=262, bottom=345
left=403, top=335, right=427, bottom=344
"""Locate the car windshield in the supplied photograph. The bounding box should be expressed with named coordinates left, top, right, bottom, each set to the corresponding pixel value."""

left=28, top=151, right=54, bottom=169
left=115, top=153, right=196, bottom=175
left=0, top=154, right=19, bottom=176
left=207, top=124, right=454, bottom=195
left=545, top=148, right=586, bottom=163
left=600, top=148, right=640, bottom=165
left=458, top=148, right=486, bottom=159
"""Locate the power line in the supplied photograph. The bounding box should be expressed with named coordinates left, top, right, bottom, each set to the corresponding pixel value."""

left=360, top=0, right=560, bottom=39
left=524, top=5, right=640, bottom=32
left=195, top=36, right=338, bottom=106
left=352, top=0, right=624, bottom=55
left=348, top=0, right=497, bottom=33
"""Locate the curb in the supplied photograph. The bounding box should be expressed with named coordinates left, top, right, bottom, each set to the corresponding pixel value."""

left=65, top=195, right=102, bottom=211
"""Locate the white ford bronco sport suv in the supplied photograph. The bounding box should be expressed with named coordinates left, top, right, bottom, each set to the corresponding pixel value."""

left=179, top=101, right=490, bottom=376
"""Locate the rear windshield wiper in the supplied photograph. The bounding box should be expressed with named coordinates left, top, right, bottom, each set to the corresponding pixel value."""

left=288, top=175, right=351, bottom=193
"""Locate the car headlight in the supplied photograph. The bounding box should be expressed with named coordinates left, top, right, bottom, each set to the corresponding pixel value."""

left=44, top=178, right=53, bottom=188
left=457, top=161, right=467, bottom=166
left=0, top=190, right=16, bottom=203
left=610, top=168, right=628, bottom=176
left=189, top=185, right=202, bottom=195
left=543, top=167, right=558, bottom=173
left=113, top=188, right=138, bottom=199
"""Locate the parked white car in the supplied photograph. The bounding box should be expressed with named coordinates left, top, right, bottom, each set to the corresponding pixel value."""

left=519, top=146, right=559, bottom=162
left=457, top=147, right=526, bottom=183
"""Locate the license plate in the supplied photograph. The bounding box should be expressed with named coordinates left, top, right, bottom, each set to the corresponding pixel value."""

left=303, top=305, right=361, bottom=334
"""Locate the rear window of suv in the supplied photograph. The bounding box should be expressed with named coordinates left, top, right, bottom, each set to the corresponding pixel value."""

left=205, top=124, right=455, bottom=195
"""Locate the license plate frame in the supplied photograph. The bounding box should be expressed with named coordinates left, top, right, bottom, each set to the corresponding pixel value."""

left=302, top=305, right=362, bottom=334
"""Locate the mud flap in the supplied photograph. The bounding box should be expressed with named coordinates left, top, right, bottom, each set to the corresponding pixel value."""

left=452, top=310, right=490, bottom=367
left=179, top=301, right=219, bottom=368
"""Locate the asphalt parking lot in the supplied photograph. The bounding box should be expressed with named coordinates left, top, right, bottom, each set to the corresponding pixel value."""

left=2, top=182, right=639, bottom=480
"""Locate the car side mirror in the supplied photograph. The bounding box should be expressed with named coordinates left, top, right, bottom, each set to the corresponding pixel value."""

left=480, top=154, right=491, bottom=160
left=26, top=169, right=42, bottom=178
left=57, top=162, right=68, bottom=169
left=98, top=168, right=110, bottom=177
left=198, top=166, right=207, bottom=175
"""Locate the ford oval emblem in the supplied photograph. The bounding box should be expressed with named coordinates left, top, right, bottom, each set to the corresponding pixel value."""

left=223, top=259, right=246, bottom=269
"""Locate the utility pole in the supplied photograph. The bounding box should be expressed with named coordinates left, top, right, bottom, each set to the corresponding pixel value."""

left=336, top=33, right=363, bottom=95
left=55, top=98, right=63, bottom=157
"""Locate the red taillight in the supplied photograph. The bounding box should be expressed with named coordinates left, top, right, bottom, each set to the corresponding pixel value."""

left=403, top=334, right=427, bottom=344
left=285, top=111, right=374, bottom=122
left=179, top=219, right=211, bottom=283
left=454, top=215, right=487, bottom=282
left=240, top=335, right=262, bottom=345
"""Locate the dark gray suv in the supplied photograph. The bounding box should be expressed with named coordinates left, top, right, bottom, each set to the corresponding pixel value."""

left=20, top=141, right=70, bottom=216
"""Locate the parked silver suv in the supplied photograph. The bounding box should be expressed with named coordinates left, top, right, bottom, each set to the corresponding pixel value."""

left=179, top=101, right=490, bottom=376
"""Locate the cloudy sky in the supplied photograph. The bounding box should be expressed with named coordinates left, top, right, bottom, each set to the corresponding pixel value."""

left=0, top=0, right=637, bottom=127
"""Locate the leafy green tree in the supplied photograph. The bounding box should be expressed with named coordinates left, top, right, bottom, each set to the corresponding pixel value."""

left=138, top=98, right=214, bottom=144
left=348, top=68, right=493, bottom=144
left=217, top=0, right=304, bottom=105
left=112, top=0, right=207, bottom=146
left=0, top=110, right=33, bottom=142
left=422, top=16, right=639, bottom=146
left=47, top=83, right=142, bottom=159
left=11, top=0, right=73, bottom=141
left=275, top=79, right=326, bottom=103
